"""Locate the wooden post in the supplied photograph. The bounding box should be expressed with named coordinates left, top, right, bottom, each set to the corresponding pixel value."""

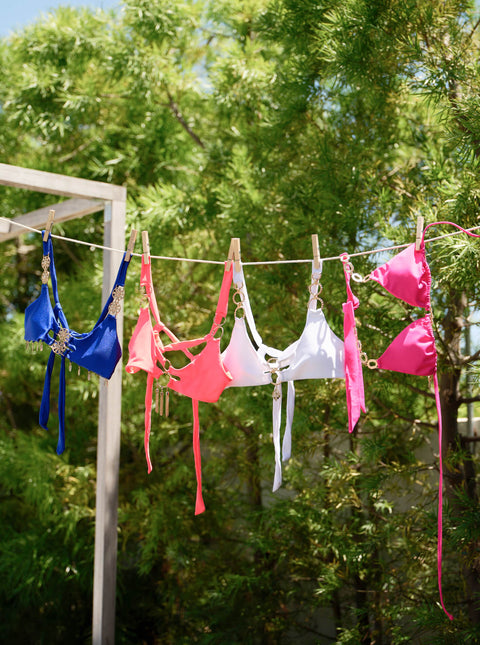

left=92, top=200, right=126, bottom=645
left=0, top=164, right=127, bottom=644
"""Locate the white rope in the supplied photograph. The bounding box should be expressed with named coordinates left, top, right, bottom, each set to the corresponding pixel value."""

left=2, top=216, right=480, bottom=266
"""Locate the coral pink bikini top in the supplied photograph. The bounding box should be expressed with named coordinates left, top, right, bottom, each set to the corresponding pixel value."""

left=126, top=256, right=233, bottom=515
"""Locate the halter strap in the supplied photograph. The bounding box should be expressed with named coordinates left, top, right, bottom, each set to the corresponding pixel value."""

left=43, top=233, right=68, bottom=330
left=434, top=371, right=454, bottom=620
left=234, top=261, right=319, bottom=490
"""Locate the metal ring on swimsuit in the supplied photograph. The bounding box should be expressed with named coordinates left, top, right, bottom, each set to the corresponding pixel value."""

left=352, top=273, right=365, bottom=283
left=233, top=291, right=245, bottom=306
left=234, top=304, right=246, bottom=319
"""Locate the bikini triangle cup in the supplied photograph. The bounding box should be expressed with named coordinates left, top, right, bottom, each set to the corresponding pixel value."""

left=346, top=221, right=480, bottom=621
left=24, top=231, right=131, bottom=454
left=222, top=259, right=344, bottom=491
left=126, top=255, right=233, bottom=515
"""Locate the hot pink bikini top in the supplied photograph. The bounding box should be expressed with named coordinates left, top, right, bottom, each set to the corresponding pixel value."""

left=340, top=254, right=366, bottom=434
left=360, top=222, right=480, bottom=620
left=369, top=242, right=436, bottom=376
left=126, top=255, right=233, bottom=515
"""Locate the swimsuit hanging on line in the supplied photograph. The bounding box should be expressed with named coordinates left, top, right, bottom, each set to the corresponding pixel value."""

left=340, top=254, right=366, bottom=434
left=222, top=259, right=345, bottom=491
left=357, top=222, right=480, bottom=620
left=126, top=254, right=233, bottom=515
left=24, top=230, right=131, bottom=454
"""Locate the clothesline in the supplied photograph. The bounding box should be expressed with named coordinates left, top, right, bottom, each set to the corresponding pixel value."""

left=2, top=216, right=480, bottom=266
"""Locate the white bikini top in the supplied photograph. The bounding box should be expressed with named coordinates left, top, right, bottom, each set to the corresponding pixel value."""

left=222, top=260, right=344, bottom=490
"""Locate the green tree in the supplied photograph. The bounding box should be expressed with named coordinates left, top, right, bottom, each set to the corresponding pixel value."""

left=1, top=1, right=480, bottom=643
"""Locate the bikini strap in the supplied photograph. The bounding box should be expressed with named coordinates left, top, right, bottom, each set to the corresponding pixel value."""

left=212, top=262, right=233, bottom=331
left=94, top=250, right=131, bottom=326
left=232, top=261, right=279, bottom=357
left=140, top=256, right=162, bottom=326
left=42, top=232, right=69, bottom=330
left=433, top=371, right=454, bottom=620
left=421, top=220, right=480, bottom=247
left=340, top=253, right=360, bottom=309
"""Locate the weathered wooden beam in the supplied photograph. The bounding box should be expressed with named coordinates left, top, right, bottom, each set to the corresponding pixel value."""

left=0, top=198, right=104, bottom=241
left=0, top=162, right=126, bottom=202
left=93, top=200, right=126, bottom=645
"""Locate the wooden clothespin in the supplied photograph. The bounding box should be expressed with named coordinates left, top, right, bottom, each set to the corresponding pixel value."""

left=415, top=215, right=424, bottom=251
left=226, top=237, right=241, bottom=272
left=312, top=234, right=321, bottom=270
left=125, top=228, right=138, bottom=261
left=142, top=231, right=150, bottom=263
left=43, top=210, right=55, bottom=242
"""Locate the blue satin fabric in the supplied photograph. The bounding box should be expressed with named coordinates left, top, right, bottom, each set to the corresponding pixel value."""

left=25, top=231, right=130, bottom=454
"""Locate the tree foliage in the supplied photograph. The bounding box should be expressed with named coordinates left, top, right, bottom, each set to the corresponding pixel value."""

left=1, top=1, right=480, bottom=643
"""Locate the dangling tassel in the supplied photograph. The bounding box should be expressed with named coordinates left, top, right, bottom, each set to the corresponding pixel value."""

left=144, top=374, right=154, bottom=473
left=434, top=371, right=454, bottom=621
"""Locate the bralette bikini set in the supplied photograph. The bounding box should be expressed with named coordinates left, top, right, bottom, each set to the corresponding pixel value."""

left=25, top=222, right=479, bottom=618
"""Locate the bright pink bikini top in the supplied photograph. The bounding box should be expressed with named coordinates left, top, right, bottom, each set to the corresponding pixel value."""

left=126, top=256, right=233, bottom=514
left=369, top=241, right=436, bottom=376
left=340, top=255, right=366, bottom=434
left=362, top=222, right=480, bottom=620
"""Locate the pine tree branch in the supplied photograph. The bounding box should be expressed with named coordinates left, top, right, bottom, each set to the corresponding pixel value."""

left=165, top=89, right=205, bottom=149
left=465, top=16, right=480, bottom=46
left=458, top=395, right=480, bottom=405
left=371, top=396, right=437, bottom=428
left=58, top=137, right=97, bottom=163
left=461, top=348, right=480, bottom=365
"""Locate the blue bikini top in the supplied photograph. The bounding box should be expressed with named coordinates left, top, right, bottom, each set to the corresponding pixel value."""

left=24, top=231, right=131, bottom=454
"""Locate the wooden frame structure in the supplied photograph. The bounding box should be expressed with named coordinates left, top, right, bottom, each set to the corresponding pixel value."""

left=0, top=163, right=126, bottom=645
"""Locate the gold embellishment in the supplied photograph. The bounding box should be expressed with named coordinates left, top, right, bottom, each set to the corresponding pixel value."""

left=232, top=282, right=246, bottom=319
left=272, top=384, right=282, bottom=400
left=308, top=273, right=324, bottom=309
left=41, top=255, right=51, bottom=284
left=266, top=358, right=283, bottom=399
left=52, top=327, right=71, bottom=356
left=108, top=286, right=125, bottom=317
left=155, top=373, right=171, bottom=416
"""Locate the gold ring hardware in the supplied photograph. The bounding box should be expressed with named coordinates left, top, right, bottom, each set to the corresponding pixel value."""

left=340, top=255, right=355, bottom=275
left=234, top=304, right=246, bottom=319
left=213, top=324, right=224, bottom=339
left=367, top=359, right=378, bottom=369
left=309, top=282, right=323, bottom=296
left=352, top=273, right=365, bottom=283
left=232, top=282, right=245, bottom=316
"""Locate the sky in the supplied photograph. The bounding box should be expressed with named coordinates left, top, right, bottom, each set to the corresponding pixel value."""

left=0, top=0, right=120, bottom=37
